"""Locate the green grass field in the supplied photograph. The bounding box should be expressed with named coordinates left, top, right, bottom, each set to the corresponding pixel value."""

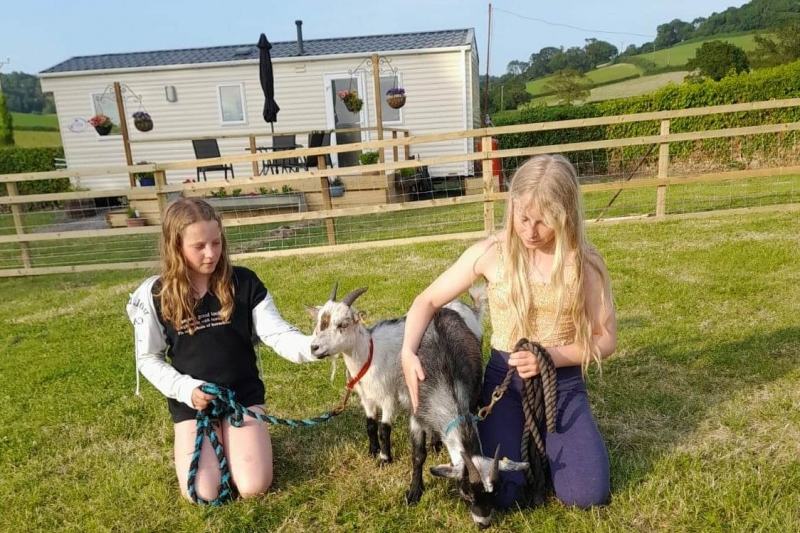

left=528, top=71, right=688, bottom=106
left=1, top=208, right=798, bottom=532
left=10, top=129, right=63, bottom=147
left=624, top=33, right=763, bottom=70
left=527, top=63, right=643, bottom=97
left=10, top=112, right=59, bottom=131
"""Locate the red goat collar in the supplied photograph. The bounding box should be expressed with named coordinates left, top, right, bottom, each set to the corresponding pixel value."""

left=347, top=338, right=374, bottom=390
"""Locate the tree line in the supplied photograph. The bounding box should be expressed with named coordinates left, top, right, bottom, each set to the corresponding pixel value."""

left=0, top=72, right=56, bottom=114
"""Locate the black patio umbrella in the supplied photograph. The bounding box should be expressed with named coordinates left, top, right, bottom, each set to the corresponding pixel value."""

left=258, top=33, right=280, bottom=132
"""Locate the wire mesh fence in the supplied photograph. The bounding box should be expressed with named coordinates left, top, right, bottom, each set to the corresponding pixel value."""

left=3, top=102, right=800, bottom=275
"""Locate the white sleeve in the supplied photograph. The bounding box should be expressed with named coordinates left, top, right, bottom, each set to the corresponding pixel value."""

left=126, top=276, right=205, bottom=408
left=252, top=292, right=317, bottom=364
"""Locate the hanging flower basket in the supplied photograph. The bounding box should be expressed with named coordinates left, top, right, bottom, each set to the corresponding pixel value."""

left=338, top=90, right=363, bottom=113
left=386, top=88, right=406, bottom=109
left=132, top=111, right=153, bottom=132
left=88, top=114, right=113, bottom=136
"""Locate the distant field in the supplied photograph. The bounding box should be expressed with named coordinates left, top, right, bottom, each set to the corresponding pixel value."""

left=624, top=33, right=763, bottom=69
left=528, top=71, right=688, bottom=106
left=527, top=63, right=643, bottom=96
left=12, top=130, right=63, bottom=148
left=10, top=112, right=58, bottom=131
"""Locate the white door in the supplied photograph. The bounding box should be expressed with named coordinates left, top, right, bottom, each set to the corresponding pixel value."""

left=323, top=72, right=368, bottom=168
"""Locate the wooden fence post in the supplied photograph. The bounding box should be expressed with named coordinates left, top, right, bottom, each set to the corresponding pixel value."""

left=114, top=82, right=136, bottom=187
left=481, top=135, right=495, bottom=234
left=249, top=134, right=259, bottom=177
left=392, top=130, right=399, bottom=163
left=404, top=130, right=411, bottom=161
left=317, top=155, right=336, bottom=245
left=657, top=119, right=670, bottom=219
left=154, top=169, right=169, bottom=218
left=7, top=182, right=32, bottom=269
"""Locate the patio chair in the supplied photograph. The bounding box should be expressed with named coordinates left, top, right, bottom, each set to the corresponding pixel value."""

left=273, top=135, right=305, bottom=173
left=305, top=131, right=334, bottom=170
left=192, top=139, right=234, bottom=181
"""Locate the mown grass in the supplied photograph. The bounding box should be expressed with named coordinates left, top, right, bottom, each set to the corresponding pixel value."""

left=10, top=112, right=59, bottom=131
left=526, top=63, right=643, bottom=97
left=1, top=209, right=798, bottom=532
left=529, top=71, right=688, bottom=107
left=2, top=173, right=798, bottom=271
left=11, top=130, right=63, bottom=147
left=624, top=33, right=762, bottom=70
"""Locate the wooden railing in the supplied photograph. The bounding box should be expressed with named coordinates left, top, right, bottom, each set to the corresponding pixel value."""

left=2, top=98, right=800, bottom=276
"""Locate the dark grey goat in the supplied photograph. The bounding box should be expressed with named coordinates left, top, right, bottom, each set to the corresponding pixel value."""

left=308, top=284, right=527, bottom=528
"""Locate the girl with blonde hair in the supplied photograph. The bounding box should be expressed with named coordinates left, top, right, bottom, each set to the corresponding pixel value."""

left=126, top=198, right=316, bottom=503
left=401, top=155, right=617, bottom=509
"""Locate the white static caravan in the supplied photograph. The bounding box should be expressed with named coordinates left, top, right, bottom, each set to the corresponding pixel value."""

left=39, top=25, right=481, bottom=189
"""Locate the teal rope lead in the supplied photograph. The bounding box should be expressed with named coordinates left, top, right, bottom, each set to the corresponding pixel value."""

left=187, top=382, right=349, bottom=506
left=444, top=413, right=480, bottom=436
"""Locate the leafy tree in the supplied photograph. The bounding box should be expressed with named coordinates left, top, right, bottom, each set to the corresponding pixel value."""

left=655, top=19, right=694, bottom=48
left=506, top=60, right=528, bottom=76
left=584, top=39, right=618, bottom=67
left=0, top=94, right=15, bottom=146
left=543, top=69, right=591, bottom=105
left=749, top=21, right=800, bottom=69
left=686, top=40, right=750, bottom=81
left=0, top=71, right=56, bottom=114
left=487, top=79, right=531, bottom=113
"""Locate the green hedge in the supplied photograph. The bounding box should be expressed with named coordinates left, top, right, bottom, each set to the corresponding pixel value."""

left=493, top=60, right=800, bottom=174
left=0, top=146, right=69, bottom=196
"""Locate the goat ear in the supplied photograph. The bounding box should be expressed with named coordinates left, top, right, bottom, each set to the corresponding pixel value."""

left=354, top=310, right=367, bottom=323
left=430, top=464, right=461, bottom=479
left=304, top=305, right=320, bottom=319
left=497, top=459, right=529, bottom=472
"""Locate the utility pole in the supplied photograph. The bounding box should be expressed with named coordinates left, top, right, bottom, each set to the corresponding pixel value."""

left=482, top=3, right=492, bottom=127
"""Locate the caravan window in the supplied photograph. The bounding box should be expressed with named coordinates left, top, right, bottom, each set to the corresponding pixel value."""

left=217, top=83, right=247, bottom=125
left=90, top=92, right=122, bottom=135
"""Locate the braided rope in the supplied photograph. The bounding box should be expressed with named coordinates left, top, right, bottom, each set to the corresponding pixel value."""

left=187, top=383, right=351, bottom=506
left=515, top=339, right=558, bottom=506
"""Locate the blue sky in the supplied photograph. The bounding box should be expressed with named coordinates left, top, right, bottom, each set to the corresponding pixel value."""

left=3, top=0, right=744, bottom=76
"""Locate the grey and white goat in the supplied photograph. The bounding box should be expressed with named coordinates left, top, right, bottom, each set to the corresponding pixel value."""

left=307, top=284, right=527, bottom=528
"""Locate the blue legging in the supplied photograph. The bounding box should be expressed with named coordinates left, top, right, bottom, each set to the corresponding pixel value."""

left=479, top=349, right=610, bottom=509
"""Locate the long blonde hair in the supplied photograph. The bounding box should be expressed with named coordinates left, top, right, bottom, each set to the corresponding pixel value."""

left=501, top=155, right=611, bottom=371
left=157, top=198, right=234, bottom=334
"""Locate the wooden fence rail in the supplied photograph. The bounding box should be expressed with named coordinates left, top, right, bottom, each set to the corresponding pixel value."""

left=2, top=98, right=800, bottom=276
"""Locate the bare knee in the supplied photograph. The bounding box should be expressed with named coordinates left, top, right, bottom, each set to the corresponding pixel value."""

left=236, top=473, right=273, bottom=499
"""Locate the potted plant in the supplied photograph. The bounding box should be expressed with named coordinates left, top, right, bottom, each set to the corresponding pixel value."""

left=132, top=111, right=153, bottom=132
left=88, top=114, right=114, bottom=136
left=125, top=206, right=146, bottom=227
left=133, top=161, right=156, bottom=186
left=386, top=87, right=406, bottom=109
left=359, top=150, right=379, bottom=166
left=329, top=177, right=345, bottom=197
left=337, top=90, right=363, bottom=113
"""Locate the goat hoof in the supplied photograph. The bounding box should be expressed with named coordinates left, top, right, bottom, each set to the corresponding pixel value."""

left=405, top=489, right=422, bottom=505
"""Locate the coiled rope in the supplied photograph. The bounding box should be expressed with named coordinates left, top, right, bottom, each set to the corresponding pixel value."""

left=477, top=338, right=557, bottom=506
left=187, top=382, right=351, bottom=505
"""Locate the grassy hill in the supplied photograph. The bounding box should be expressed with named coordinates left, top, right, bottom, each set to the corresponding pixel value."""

left=10, top=112, right=58, bottom=131
left=527, top=63, right=643, bottom=96
left=528, top=71, right=688, bottom=106
left=623, top=33, right=764, bottom=70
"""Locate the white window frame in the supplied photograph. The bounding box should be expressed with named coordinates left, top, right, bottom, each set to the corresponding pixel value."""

left=379, top=73, right=404, bottom=126
left=89, top=91, right=122, bottom=138
left=216, top=82, right=248, bottom=126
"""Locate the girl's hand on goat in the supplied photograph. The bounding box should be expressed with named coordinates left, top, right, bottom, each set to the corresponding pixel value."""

left=191, top=387, right=216, bottom=411
left=401, top=348, right=426, bottom=413
left=508, top=350, right=540, bottom=379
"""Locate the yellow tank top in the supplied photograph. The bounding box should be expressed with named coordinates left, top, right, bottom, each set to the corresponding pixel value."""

left=486, top=242, right=577, bottom=352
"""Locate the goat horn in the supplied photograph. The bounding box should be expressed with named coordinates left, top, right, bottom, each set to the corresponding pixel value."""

left=461, top=451, right=482, bottom=485
left=489, top=444, right=501, bottom=481
left=329, top=282, right=339, bottom=302
left=341, top=287, right=368, bottom=307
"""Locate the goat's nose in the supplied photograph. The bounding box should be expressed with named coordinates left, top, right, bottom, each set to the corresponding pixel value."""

left=310, top=344, right=319, bottom=353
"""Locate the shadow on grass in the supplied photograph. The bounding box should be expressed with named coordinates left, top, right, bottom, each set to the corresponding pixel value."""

left=599, top=326, right=800, bottom=496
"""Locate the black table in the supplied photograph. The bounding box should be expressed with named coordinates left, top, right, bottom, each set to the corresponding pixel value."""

left=244, top=145, right=305, bottom=175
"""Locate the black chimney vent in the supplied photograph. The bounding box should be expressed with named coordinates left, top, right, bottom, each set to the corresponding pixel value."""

left=295, top=20, right=305, bottom=56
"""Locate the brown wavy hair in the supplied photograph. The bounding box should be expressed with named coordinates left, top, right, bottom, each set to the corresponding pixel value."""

left=501, top=155, right=612, bottom=371
left=157, top=198, right=234, bottom=334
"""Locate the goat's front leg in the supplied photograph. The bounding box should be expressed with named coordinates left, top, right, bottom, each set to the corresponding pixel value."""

left=406, top=418, right=427, bottom=505
left=378, top=403, right=396, bottom=465
left=362, top=402, right=380, bottom=458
